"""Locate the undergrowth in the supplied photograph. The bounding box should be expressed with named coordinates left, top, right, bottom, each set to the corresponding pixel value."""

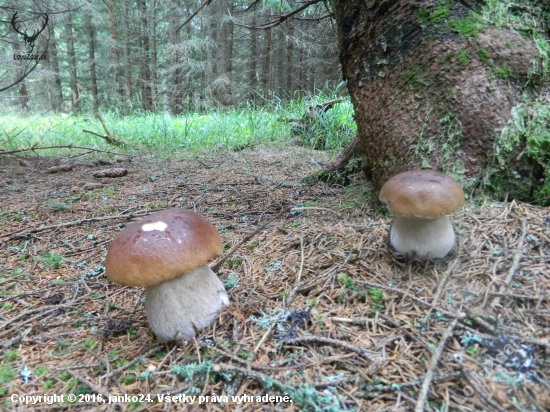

left=0, top=92, right=356, bottom=158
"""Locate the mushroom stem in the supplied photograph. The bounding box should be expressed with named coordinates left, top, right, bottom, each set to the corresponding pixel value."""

left=390, top=215, right=455, bottom=260
left=144, top=264, right=229, bottom=341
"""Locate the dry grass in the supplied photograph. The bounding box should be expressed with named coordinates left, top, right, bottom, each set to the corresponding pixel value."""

left=1, top=147, right=549, bottom=411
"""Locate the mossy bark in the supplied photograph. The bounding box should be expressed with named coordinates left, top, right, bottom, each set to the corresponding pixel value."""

left=332, top=0, right=547, bottom=202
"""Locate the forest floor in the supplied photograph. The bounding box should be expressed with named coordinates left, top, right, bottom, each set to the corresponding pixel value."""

left=1, top=146, right=549, bottom=412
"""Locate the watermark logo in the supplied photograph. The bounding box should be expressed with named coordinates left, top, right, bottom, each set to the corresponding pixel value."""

left=11, top=11, right=49, bottom=54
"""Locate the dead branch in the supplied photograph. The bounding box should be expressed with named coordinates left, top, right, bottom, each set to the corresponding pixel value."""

left=0, top=209, right=155, bottom=243
left=290, top=206, right=343, bottom=217
left=355, top=278, right=464, bottom=321
left=175, top=0, right=212, bottom=33
left=283, top=335, right=375, bottom=363
left=491, top=218, right=528, bottom=308
left=415, top=319, right=458, bottom=412
left=67, top=370, right=123, bottom=408
left=233, top=0, right=324, bottom=30
left=0, top=144, right=127, bottom=156
left=211, top=213, right=283, bottom=272
left=102, top=344, right=164, bottom=380
left=82, top=112, right=129, bottom=147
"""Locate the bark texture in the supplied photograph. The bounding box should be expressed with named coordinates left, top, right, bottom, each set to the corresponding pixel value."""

left=332, top=0, right=545, bottom=198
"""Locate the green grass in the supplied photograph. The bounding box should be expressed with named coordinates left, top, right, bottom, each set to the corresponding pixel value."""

left=0, top=93, right=356, bottom=157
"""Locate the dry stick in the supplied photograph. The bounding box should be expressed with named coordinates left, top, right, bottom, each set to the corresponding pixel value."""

left=0, top=210, right=154, bottom=242
left=283, top=335, right=375, bottom=363
left=425, top=256, right=461, bottom=320
left=290, top=206, right=343, bottom=217
left=1, top=327, right=32, bottom=349
left=285, top=237, right=305, bottom=307
left=491, top=218, right=528, bottom=308
left=354, top=372, right=462, bottom=398
left=488, top=291, right=549, bottom=301
left=460, top=369, right=507, bottom=412
left=67, top=370, right=124, bottom=409
left=216, top=362, right=351, bottom=391
left=415, top=318, right=458, bottom=412
left=102, top=344, right=164, bottom=380
left=211, top=214, right=280, bottom=272
left=0, top=145, right=126, bottom=156
left=0, top=304, right=77, bottom=335
left=354, top=279, right=463, bottom=321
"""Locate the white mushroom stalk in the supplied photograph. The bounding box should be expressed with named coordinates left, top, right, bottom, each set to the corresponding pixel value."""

left=390, top=215, right=455, bottom=260
left=145, top=265, right=229, bottom=340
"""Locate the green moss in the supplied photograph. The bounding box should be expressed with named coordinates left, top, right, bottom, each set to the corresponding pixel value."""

left=40, top=251, right=64, bottom=270
left=226, top=257, right=242, bottom=269
left=492, top=66, right=512, bottom=79
left=447, top=13, right=482, bottom=38
left=0, top=366, right=16, bottom=383
left=478, top=48, right=491, bottom=62
left=485, top=100, right=550, bottom=204
left=367, top=288, right=385, bottom=305
left=418, top=2, right=452, bottom=23
left=456, top=50, right=469, bottom=65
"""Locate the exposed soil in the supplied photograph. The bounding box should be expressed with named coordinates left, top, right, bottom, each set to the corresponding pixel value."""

left=1, top=147, right=549, bottom=411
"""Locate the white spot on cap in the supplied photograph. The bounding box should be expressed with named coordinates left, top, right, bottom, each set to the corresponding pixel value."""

left=142, top=221, right=168, bottom=232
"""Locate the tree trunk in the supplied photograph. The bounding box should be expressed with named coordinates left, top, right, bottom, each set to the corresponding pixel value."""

left=137, top=0, right=153, bottom=111
left=107, top=0, right=122, bottom=103
left=122, top=0, right=133, bottom=106
left=275, top=27, right=284, bottom=97
left=39, top=22, right=63, bottom=112
left=249, top=5, right=258, bottom=100
left=169, top=0, right=183, bottom=114
left=332, top=0, right=546, bottom=201
left=261, top=26, right=272, bottom=96
left=150, top=0, right=158, bottom=108
left=65, top=11, right=80, bottom=112
left=286, top=22, right=294, bottom=93
left=85, top=11, right=99, bottom=112
left=11, top=42, right=29, bottom=111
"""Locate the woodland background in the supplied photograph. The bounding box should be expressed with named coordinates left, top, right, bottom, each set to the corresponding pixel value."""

left=2, top=0, right=340, bottom=114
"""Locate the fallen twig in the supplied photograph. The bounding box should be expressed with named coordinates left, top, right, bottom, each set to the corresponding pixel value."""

left=283, top=335, right=375, bottom=363
left=355, top=279, right=464, bottom=321
left=491, top=218, right=528, bottom=308
left=290, top=206, right=343, bottom=217
left=102, top=344, right=164, bottom=380
left=0, top=144, right=126, bottom=156
left=211, top=216, right=278, bottom=272
left=67, top=370, right=124, bottom=408
left=415, top=319, right=458, bottom=412
left=0, top=210, right=155, bottom=243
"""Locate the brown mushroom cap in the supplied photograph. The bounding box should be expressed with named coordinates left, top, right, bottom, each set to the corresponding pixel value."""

left=379, top=170, right=464, bottom=219
left=105, top=209, right=222, bottom=287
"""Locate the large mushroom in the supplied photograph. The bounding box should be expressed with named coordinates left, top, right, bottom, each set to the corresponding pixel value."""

left=104, top=209, right=229, bottom=340
left=379, top=170, right=464, bottom=260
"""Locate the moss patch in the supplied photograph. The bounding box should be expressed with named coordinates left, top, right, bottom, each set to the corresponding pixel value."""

left=447, top=13, right=483, bottom=38
left=484, top=100, right=550, bottom=205
left=417, top=2, right=452, bottom=24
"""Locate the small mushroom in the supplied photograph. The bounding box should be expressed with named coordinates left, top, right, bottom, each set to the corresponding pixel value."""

left=379, top=170, right=464, bottom=260
left=104, top=209, right=229, bottom=340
